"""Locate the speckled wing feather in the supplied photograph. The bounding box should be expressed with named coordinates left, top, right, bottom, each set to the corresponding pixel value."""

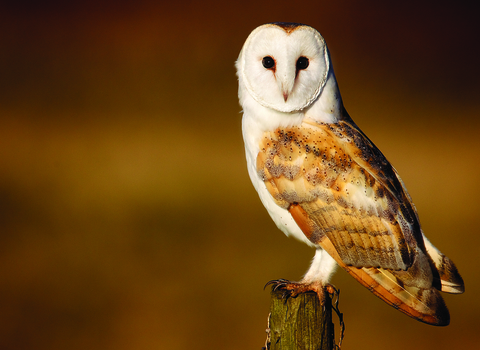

left=256, top=113, right=460, bottom=325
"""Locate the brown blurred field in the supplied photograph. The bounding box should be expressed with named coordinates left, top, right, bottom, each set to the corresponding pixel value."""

left=0, top=2, right=479, bottom=349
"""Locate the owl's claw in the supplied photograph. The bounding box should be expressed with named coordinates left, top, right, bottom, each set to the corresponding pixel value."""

left=265, top=278, right=325, bottom=302
left=264, top=279, right=290, bottom=291
left=265, top=279, right=299, bottom=302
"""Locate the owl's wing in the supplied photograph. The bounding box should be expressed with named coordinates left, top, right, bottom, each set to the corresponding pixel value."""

left=256, top=115, right=463, bottom=325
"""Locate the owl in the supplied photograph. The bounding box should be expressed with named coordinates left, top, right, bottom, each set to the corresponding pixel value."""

left=236, top=22, right=464, bottom=326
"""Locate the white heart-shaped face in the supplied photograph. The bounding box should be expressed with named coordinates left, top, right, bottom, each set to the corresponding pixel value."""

left=237, top=23, right=329, bottom=113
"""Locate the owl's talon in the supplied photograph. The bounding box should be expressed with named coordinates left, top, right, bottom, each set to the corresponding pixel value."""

left=264, top=279, right=289, bottom=291
left=265, top=279, right=326, bottom=302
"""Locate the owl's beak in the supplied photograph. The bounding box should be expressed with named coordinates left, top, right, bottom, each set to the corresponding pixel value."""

left=278, top=71, right=295, bottom=103
left=280, top=80, right=294, bottom=102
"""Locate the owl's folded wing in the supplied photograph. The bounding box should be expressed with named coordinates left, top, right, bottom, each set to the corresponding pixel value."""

left=256, top=116, right=463, bottom=325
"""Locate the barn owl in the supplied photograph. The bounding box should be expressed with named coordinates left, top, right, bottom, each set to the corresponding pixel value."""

left=236, top=22, right=464, bottom=326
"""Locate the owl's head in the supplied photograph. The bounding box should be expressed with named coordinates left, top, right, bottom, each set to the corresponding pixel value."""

left=236, top=23, right=331, bottom=113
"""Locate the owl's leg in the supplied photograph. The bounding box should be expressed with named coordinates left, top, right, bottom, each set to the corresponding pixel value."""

left=265, top=248, right=338, bottom=302
left=302, top=247, right=338, bottom=284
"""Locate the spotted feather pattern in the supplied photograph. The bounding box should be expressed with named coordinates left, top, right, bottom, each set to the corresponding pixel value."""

left=256, top=116, right=463, bottom=325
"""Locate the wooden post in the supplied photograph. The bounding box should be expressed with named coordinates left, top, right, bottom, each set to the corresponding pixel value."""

left=264, top=289, right=335, bottom=350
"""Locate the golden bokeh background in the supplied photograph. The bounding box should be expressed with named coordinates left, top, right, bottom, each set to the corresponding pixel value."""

left=1, top=1, right=479, bottom=349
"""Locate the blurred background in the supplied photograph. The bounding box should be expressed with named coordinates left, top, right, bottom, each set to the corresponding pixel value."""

left=0, top=1, right=478, bottom=349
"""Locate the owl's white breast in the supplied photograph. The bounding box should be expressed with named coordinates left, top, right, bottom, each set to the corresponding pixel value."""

left=241, top=94, right=317, bottom=247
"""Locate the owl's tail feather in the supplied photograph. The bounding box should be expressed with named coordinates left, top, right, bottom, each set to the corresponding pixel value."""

left=435, top=256, right=464, bottom=294
left=320, top=237, right=451, bottom=326
left=423, top=237, right=465, bottom=294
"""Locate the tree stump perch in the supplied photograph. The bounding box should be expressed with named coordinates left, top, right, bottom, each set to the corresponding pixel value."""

left=265, top=289, right=336, bottom=350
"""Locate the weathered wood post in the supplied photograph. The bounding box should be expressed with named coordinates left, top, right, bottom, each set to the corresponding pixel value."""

left=264, top=288, right=341, bottom=350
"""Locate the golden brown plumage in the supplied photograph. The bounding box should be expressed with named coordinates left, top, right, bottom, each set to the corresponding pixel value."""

left=256, top=111, right=463, bottom=325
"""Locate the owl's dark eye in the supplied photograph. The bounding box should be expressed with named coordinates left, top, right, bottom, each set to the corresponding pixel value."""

left=296, top=56, right=309, bottom=70
left=262, top=56, right=275, bottom=69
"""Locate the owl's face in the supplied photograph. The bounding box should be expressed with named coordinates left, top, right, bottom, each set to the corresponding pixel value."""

left=237, top=23, right=330, bottom=113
